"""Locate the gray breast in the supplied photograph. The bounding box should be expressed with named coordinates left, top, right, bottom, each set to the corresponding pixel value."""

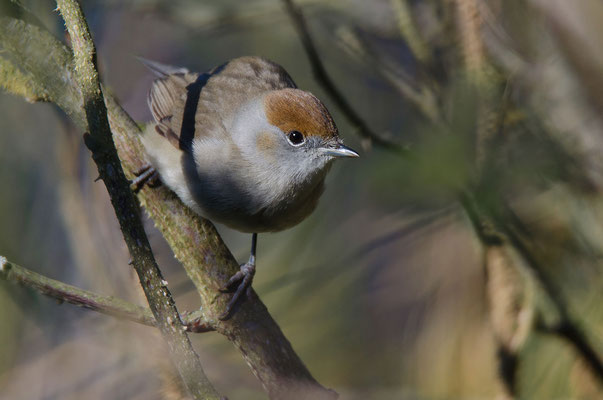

left=181, top=150, right=326, bottom=233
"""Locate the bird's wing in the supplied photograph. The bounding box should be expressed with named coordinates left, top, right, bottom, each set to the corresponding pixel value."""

left=146, top=66, right=200, bottom=150
left=146, top=56, right=297, bottom=152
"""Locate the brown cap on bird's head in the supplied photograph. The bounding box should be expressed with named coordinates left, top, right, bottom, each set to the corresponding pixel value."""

left=264, top=88, right=338, bottom=139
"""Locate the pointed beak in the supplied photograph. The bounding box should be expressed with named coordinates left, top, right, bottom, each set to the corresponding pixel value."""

left=323, top=143, right=360, bottom=158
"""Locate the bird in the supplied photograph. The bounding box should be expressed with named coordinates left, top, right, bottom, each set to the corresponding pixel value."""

left=137, top=56, right=358, bottom=319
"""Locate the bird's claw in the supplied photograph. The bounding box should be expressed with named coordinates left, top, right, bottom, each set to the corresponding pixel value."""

left=130, top=163, right=161, bottom=193
left=218, top=262, right=255, bottom=320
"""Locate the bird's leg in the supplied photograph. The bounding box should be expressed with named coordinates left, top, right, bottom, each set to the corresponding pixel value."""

left=219, top=233, right=257, bottom=320
left=130, top=163, right=161, bottom=193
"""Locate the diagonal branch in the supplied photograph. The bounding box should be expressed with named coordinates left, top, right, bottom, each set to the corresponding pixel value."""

left=333, top=26, right=440, bottom=121
left=54, top=1, right=220, bottom=398
left=0, top=255, right=155, bottom=326
left=281, top=0, right=404, bottom=152
left=0, top=256, right=215, bottom=332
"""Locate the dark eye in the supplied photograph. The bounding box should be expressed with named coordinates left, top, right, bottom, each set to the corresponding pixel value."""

left=287, top=130, right=305, bottom=145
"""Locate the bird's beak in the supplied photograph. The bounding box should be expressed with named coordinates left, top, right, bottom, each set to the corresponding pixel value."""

left=322, top=143, right=360, bottom=158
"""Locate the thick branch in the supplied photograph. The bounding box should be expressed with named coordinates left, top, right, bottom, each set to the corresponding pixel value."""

left=54, top=1, right=220, bottom=398
left=0, top=256, right=215, bottom=332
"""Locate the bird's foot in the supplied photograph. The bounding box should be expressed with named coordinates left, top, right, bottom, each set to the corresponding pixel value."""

left=131, top=163, right=161, bottom=193
left=218, top=261, right=255, bottom=320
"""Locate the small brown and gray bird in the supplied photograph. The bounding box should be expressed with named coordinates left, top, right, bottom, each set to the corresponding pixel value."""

left=138, top=56, right=358, bottom=319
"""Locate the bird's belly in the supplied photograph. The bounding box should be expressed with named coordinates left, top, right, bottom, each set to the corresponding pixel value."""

left=153, top=151, right=326, bottom=233
left=199, top=179, right=325, bottom=233
left=186, top=171, right=325, bottom=233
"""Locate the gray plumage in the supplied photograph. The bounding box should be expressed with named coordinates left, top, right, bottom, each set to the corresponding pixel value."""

left=140, top=56, right=359, bottom=318
left=141, top=56, right=339, bottom=233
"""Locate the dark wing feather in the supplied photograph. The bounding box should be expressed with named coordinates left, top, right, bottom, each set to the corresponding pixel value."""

left=147, top=71, right=198, bottom=149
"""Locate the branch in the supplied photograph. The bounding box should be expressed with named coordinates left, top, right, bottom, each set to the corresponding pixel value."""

left=106, top=95, right=337, bottom=399
left=281, top=0, right=404, bottom=152
left=0, top=255, right=155, bottom=326
left=460, top=192, right=603, bottom=382
left=333, top=26, right=440, bottom=121
left=0, top=56, right=49, bottom=102
left=0, top=13, right=84, bottom=130
left=389, top=0, right=432, bottom=65
left=54, top=1, right=220, bottom=398
left=500, top=221, right=603, bottom=381
left=0, top=256, right=215, bottom=332
left=1, top=7, right=335, bottom=399
left=482, top=242, right=535, bottom=398
left=538, top=319, right=603, bottom=381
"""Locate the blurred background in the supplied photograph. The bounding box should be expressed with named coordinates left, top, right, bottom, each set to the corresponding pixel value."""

left=1, top=0, right=602, bottom=398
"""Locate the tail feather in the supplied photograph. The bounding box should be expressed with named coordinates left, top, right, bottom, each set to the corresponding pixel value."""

left=137, top=56, right=189, bottom=77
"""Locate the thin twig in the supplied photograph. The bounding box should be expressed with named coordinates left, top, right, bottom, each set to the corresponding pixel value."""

left=0, top=256, right=216, bottom=332
left=281, top=0, right=404, bottom=152
left=55, top=1, right=220, bottom=398
left=333, top=26, right=440, bottom=121
left=181, top=310, right=216, bottom=333
left=0, top=256, right=155, bottom=326
left=390, top=0, right=432, bottom=65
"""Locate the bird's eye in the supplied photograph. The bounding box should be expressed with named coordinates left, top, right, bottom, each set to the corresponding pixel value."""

left=287, top=130, right=305, bottom=145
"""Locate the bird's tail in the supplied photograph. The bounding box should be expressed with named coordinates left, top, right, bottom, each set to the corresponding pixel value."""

left=136, top=56, right=189, bottom=77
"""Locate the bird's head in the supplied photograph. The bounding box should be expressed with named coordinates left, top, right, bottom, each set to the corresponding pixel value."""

left=232, top=88, right=358, bottom=183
